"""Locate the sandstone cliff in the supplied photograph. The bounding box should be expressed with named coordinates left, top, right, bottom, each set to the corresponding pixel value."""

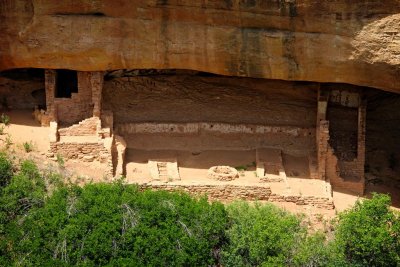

left=0, top=0, right=399, bottom=92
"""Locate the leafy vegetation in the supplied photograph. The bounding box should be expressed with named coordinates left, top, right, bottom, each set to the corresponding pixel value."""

left=335, top=193, right=400, bottom=266
left=0, top=157, right=399, bottom=266
left=221, top=201, right=302, bottom=266
left=22, top=141, right=34, bottom=153
left=0, top=153, right=12, bottom=187
left=56, top=153, right=65, bottom=168
left=0, top=113, right=10, bottom=126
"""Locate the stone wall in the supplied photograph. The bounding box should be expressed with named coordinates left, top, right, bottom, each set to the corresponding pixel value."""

left=116, top=122, right=315, bottom=154
left=139, top=184, right=334, bottom=209
left=317, top=120, right=329, bottom=181
left=323, top=89, right=366, bottom=195
left=54, top=72, right=93, bottom=125
left=45, top=71, right=104, bottom=125
left=269, top=194, right=334, bottom=210
left=326, top=147, right=365, bottom=195
left=58, top=117, right=99, bottom=136
left=49, top=137, right=114, bottom=175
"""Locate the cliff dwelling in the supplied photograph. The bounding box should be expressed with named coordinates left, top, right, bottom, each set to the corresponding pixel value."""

left=1, top=66, right=400, bottom=208
left=1, top=0, right=400, bottom=209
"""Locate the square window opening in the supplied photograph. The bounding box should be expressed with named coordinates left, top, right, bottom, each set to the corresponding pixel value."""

left=55, top=69, right=78, bottom=98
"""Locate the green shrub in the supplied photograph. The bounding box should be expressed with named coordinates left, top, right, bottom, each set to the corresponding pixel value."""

left=56, top=153, right=65, bottom=168
left=289, top=232, right=345, bottom=267
left=0, top=113, right=10, bottom=126
left=4, top=134, right=12, bottom=149
left=221, top=201, right=303, bottom=266
left=3, top=183, right=228, bottom=266
left=0, top=153, right=12, bottom=187
left=22, top=141, right=33, bottom=153
left=0, top=160, right=46, bottom=222
left=0, top=160, right=47, bottom=264
left=335, top=194, right=400, bottom=266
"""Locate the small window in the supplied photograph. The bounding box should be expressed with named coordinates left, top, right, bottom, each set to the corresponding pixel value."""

left=55, top=69, right=78, bottom=98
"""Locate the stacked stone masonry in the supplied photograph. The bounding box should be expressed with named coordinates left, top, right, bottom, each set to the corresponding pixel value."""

left=45, top=71, right=104, bottom=125
left=50, top=141, right=109, bottom=162
left=58, top=117, right=99, bottom=136
left=139, top=184, right=334, bottom=209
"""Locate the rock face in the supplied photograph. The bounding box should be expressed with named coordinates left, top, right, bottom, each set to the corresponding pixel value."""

left=0, top=0, right=399, bottom=92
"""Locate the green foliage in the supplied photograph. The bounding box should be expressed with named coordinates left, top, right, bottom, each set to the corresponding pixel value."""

left=4, top=134, right=12, bottom=149
left=56, top=153, right=65, bottom=168
left=0, top=160, right=47, bottom=265
left=3, top=183, right=228, bottom=266
left=0, top=113, right=10, bottom=126
left=22, top=141, right=33, bottom=153
left=335, top=193, right=400, bottom=266
left=289, top=232, right=345, bottom=267
left=0, top=125, right=4, bottom=135
left=0, top=160, right=46, bottom=222
left=221, top=201, right=302, bottom=266
left=0, top=154, right=399, bottom=267
left=0, top=153, right=12, bottom=187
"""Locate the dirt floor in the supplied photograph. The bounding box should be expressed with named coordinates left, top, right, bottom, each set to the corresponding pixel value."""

left=125, top=148, right=323, bottom=197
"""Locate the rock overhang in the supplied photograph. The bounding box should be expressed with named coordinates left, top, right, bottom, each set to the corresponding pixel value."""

left=0, top=0, right=399, bottom=92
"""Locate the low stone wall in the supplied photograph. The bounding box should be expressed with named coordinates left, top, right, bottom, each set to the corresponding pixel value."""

left=269, top=194, right=334, bottom=209
left=139, top=184, right=272, bottom=201
left=50, top=141, right=109, bottom=162
left=49, top=139, right=114, bottom=176
left=58, top=117, right=99, bottom=136
left=138, top=184, right=334, bottom=209
left=326, top=147, right=365, bottom=195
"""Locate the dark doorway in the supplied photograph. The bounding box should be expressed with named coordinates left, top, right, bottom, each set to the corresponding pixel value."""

left=55, top=69, right=78, bottom=98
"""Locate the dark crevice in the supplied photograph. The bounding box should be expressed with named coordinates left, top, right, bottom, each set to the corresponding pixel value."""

left=53, top=12, right=106, bottom=17
left=0, top=68, right=44, bottom=81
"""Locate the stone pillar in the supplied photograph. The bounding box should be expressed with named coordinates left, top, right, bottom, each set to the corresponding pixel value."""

left=44, top=69, right=57, bottom=121
left=90, top=72, right=104, bottom=118
left=318, top=120, right=329, bottom=181
left=357, top=99, right=367, bottom=194
left=316, top=86, right=329, bottom=180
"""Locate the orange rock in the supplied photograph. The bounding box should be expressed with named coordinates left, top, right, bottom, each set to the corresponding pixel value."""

left=0, top=1, right=399, bottom=92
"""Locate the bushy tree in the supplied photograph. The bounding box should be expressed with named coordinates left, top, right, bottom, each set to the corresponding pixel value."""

left=0, top=160, right=48, bottom=265
left=4, top=182, right=228, bottom=266
left=335, top=194, right=400, bottom=266
left=289, top=232, right=346, bottom=267
left=0, top=153, right=12, bottom=187
left=221, top=201, right=303, bottom=266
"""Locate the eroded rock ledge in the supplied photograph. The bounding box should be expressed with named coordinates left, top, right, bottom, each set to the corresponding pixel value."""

left=1, top=0, right=399, bottom=92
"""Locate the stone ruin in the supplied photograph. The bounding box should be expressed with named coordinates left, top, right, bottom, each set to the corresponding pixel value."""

left=27, top=68, right=370, bottom=203
left=208, top=166, right=239, bottom=181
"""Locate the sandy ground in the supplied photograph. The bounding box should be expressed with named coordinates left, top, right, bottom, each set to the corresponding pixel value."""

left=1, top=109, right=49, bottom=153
left=125, top=148, right=327, bottom=197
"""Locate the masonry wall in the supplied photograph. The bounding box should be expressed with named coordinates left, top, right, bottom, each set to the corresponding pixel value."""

left=54, top=72, right=93, bottom=125
left=49, top=139, right=113, bottom=175
left=324, top=91, right=366, bottom=195
left=116, top=122, right=315, bottom=155
left=45, top=71, right=104, bottom=125
left=139, top=184, right=334, bottom=209
left=58, top=117, right=99, bottom=136
left=105, top=75, right=318, bottom=154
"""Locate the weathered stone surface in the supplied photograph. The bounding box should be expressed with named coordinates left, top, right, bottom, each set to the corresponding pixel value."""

left=0, top=1, right=399, bottom=92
